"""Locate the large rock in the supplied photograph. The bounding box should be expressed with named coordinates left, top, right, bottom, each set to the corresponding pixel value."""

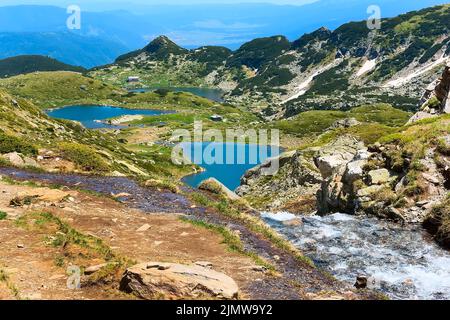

left=367, top=169, right=391, bottom=185
left=2, top=152, right=25, bottom=167
left=120, top=262, right=239, bottom=300
left=1, top=152, right=39, bottom=169
left=314, top=136, right=364, bottom=179
left=199, top=178, right=240, bottom=200
left=10, top=189, right=71, bottom=206
left=315, top=136, right=365, bottom=214
left=344, top=160, right=366, bottom=183
left=330, top=118, right=361, bottom=129
left=357, top=185, right=383, bottom=197
left=443, top=91, right=450, bottom=114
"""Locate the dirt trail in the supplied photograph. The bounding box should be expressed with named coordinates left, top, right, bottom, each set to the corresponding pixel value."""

left=0, top=167, right=374, bottom=300
left=0, top=181, right=267, bottom=300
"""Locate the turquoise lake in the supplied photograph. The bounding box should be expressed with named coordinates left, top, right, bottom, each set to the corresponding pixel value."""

left=46, top=106, right=280, bottom=190
left=46, top=105, right=171, bottom=129
left=129, top=87, right=224, bottom=102
left=181, top=142, right=280, bottom=191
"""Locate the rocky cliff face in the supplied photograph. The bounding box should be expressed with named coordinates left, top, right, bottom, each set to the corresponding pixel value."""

left=316, top=138, right=449, bottom=223
left=409, top=61, right=450, bottom=123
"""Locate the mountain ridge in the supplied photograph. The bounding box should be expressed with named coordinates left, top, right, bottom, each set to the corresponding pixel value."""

left=0, top=55, right=86, bottom=78
left=90, top=4, right=450, bottom=117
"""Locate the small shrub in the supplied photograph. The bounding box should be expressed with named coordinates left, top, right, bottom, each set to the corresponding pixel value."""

left=436, top=139, right=450, bottom=156
left=0, top=211, right=7, bottom=220
left=154, top=88, right=170, bottom=97
left=144, top=179, right=178, bottom=193
left=58, top=142, right=109, bottom=172
left=385, top=149, right=409, bottom=172
left=423, top=197, right=450, bottom=249
left=0, top=132, right=37, bottom=155
left=373, top=187, right=396, bottom=205
left=424, top=96, right=441, bottom=109
left=363, top=159, right=383, bottom=171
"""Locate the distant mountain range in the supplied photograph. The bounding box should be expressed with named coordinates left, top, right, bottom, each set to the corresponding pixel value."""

left=0, top=1, right=448, bottom=67
left=0, top=32, right=127, bottom=68
left=90, top=4, right=450, bottom=117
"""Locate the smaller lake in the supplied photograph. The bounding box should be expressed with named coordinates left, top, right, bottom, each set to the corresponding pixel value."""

left=129, top=87, right=224, bottom=102
left=46, top=105, right=171, bottom=129
left=181, top=142, right=280, bottom=191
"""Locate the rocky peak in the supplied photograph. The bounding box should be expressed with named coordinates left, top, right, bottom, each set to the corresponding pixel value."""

left=142, top=35, right=188, bottom=57
left=291, top=26, right=332, bottom=49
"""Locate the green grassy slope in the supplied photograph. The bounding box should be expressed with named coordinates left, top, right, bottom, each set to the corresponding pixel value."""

left=0, top=55, right=86, bottom=78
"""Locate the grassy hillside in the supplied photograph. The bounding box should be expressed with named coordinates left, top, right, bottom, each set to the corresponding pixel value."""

left=274, top=104, right=412, bottom=144
left=0, top=87, right=193, bottom=180
left=0, top=55, right=86, bottom=78
left=0, top=71, right=245, bottom=114
left=0, top=71, right=125, bottom=108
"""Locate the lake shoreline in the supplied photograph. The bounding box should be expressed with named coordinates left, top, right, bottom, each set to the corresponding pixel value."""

left=46, top=104, right=174, bottom=129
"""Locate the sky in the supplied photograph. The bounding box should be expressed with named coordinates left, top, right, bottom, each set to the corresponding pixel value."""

left=0, top=0, right=319, bottom=7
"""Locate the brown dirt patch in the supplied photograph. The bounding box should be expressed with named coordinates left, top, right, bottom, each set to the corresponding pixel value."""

left=0, top=181, right=265, bottom=300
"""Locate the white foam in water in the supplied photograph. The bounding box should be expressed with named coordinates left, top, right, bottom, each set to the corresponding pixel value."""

left=330, top=213, right=356, bottom=222
left=261, top=211, right=297, bottom=222
left=262, top=212, right=450, bottom=300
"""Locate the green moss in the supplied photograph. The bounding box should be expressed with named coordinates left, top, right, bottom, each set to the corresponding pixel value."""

left=198, top=179, right=223, bottom=195
left=144, top=179, right=179, bottom=193
left=436, top=138, right=450, bottom=156
left=424, top=96, right=441, bottom=109
left=0, top=211, right=7, bottom=220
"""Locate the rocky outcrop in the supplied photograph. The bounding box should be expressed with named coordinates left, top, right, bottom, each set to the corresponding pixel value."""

left=329, top=118, right=361, bottom=130
left=120, top=262, right=239, bottom=300
left=238, top=127, right=449, bottom=224
left=315, top=136, right=366, bottom=214
left=236, top=150, right=322, bottom=213
left=316, top=138, right=449, bottom=223
left=410, top=61, right=450, bottom=123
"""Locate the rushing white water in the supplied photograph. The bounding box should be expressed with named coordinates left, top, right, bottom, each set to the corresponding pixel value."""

left=262, top=212, right=450, bottom=300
